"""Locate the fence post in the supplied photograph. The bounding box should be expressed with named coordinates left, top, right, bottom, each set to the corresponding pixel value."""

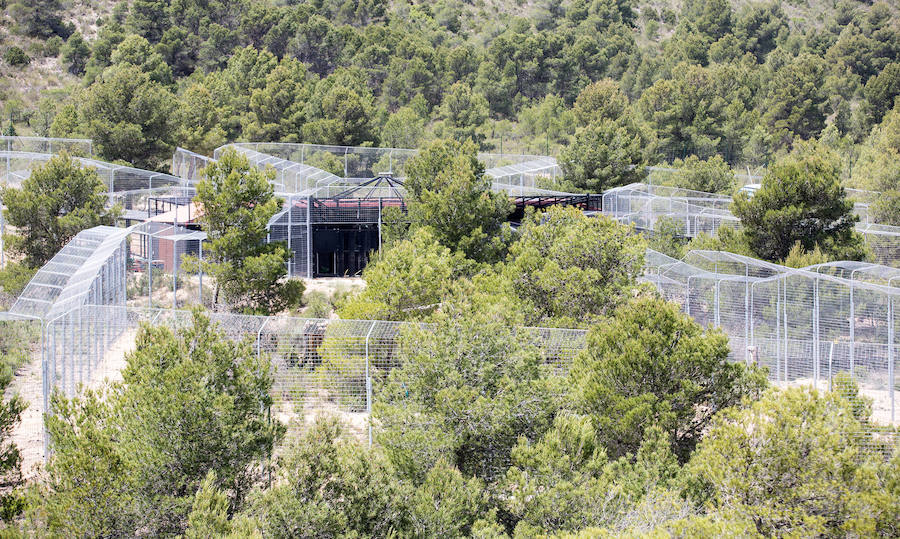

left=287, top=197, right=293, bottom=276
left=685, top=276, right=692, bottom=317
left=850, top=280, right=855, bottom=377
left=306, top=195, right=313, bottom=279
left=42, top=322, right=48, bottom=459
left=776, top=280, right=781, bottom=382
left=198, top=241, right=203, bottom=306
left=890, top=295, right=895, bottom=424
left=364, top=321, right=377, bottom=448
left=744, top=265, right=749, bottom=361
left=714, top=280, right=720, bottom=329
left=814, top=277, right=820, bottom=388
left=750, top=281, right=756, bottom=354
left=257, top=318, right=270, bottom=360
left=783, top=278, right=788, bottom=382
left=173, top=240, right=179, bottom=311
left=148, top=232, right=153, bottom=309
left=829, top=341, right=834, bottom=391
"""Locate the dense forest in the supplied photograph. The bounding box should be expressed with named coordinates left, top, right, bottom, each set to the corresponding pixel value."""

left=1, top=0, right=900, bottom=537
left=0, top=0, right=898, bottom=176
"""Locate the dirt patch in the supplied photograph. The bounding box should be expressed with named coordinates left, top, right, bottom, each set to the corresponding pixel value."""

left=6, top=328, right=137, bottom=478
left=272, top=391, right=369, bottom=447
left=7, top=348, right=45, bottom=480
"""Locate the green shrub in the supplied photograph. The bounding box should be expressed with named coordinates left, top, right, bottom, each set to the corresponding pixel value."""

left=0, top=262, right=37, bottom=299
left=44, top=36, right=63, bottom=57
left=302, top=290, right=332, bottom=319
left=3, top=47, right=30, bottom=67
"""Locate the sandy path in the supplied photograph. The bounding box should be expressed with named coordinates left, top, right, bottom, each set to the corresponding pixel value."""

left=7, top=348, right=46, bottom=479
left=5, top=327, right=137, bottom=478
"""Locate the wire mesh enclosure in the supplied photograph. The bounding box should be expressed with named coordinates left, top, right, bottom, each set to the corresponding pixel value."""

left=216, top=142, right=563, bottom=188
left=644, top=248, right=899, bottom=427
left=9, top=227, right=129, bottom=320
left=605, top=182, right=900, bottom=266
left=205, top=144, right=584, bottom=277
left=0, top=136, right=92, bottom=156
left=0, top=150, right=184, bottom=192
left=41, top=305, right=588, bottom=456
left=128, top=222, right=208, bottom=310
left=602, top=182, right=740, bottom=237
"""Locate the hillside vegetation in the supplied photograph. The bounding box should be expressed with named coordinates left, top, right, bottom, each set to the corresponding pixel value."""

left=0, top=0, right=897, bottom=173
left=1, top=1, right=900, bottom=537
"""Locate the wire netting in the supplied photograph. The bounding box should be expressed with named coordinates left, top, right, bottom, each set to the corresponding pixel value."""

left=41, top=306, right=587, bottom=456
left=644, top=248, right=899, bottom=427
left=0, top=136, right=92, bottom=156
left=606, top=182, right=900, bottom=266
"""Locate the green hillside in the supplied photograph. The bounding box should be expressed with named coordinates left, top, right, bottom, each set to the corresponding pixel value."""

left=0, top=0, right=897, bottom=173
left=2, top=2, right=900, bottom=536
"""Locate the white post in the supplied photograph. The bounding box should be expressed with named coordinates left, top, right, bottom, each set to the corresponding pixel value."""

left=783, top=278, right=788, bottom=382
left=148, top=232, right=153, bottom=309
left=173, top=240, right=178, bottom=311
left=814, top=277, right=820, bottom=388
left=744, top=266, right=749, bottom=362
left=198, top=241, right=203, bottom=306
left=889, top=295, right=895, bottom=424
left=364, top=321, right=377, bottom=447
left=850, top=281, right=855, bottom=377
left=306, top=195, right=313, bottom=279
left=287, top=197, right=293, bottom=275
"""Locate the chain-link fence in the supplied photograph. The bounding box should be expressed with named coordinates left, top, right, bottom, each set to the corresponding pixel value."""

left=606, top=182, right=900, bottom=266
left=644, top=249, right=899, bottom=427
left=0, top=136, right=92, bottom=156
left=40, top=306, right=587, bottom=456
left=38, top=301, right=899, bottom=464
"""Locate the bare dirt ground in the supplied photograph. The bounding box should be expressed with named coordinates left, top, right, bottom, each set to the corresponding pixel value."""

left=272, top=390, right=369, bottom=446
left=303, top=277, right=366, bottom=296
left=7, top=348, right=45, bottom=480
left=6, top=328, right=138, bottom=479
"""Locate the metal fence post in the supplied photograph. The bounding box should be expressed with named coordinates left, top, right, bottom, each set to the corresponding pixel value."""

left=829, top=341, right=834, bottom=391
left=364, top=321, right=377, bottom=448
left=813, top=277, right=820, bottom=388
left=744, top=266, right=749, bottom=361
left=889, top=295, right=895, bottom=424
left=148, top=232, right=153, bottom=309
left=257, top=318, right=270, bottom=359
left=713, top=280, right=720, bottom=328
left=685, top=276, right=692, bottom=317
left=287, top=197, right=293, bottom=275
left=776, top=279, right=781, bottom=382
left=850, top=280, right=855, bottom=377
left=173, top=240, right=178, bottom=311
left=783, top=277, right=788, bottom=382
left=199, top=242, right=203, bottom=306
left=306, top=195, right=313, bottom=279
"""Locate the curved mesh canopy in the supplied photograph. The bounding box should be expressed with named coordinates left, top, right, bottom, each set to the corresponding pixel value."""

left=9, top=226, right=130, bottom=320
left=0, top=136, right=92, bottom=156
left=604, top=182, right=900, bottom=266
left=0, top=151, right=184, bottom=192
